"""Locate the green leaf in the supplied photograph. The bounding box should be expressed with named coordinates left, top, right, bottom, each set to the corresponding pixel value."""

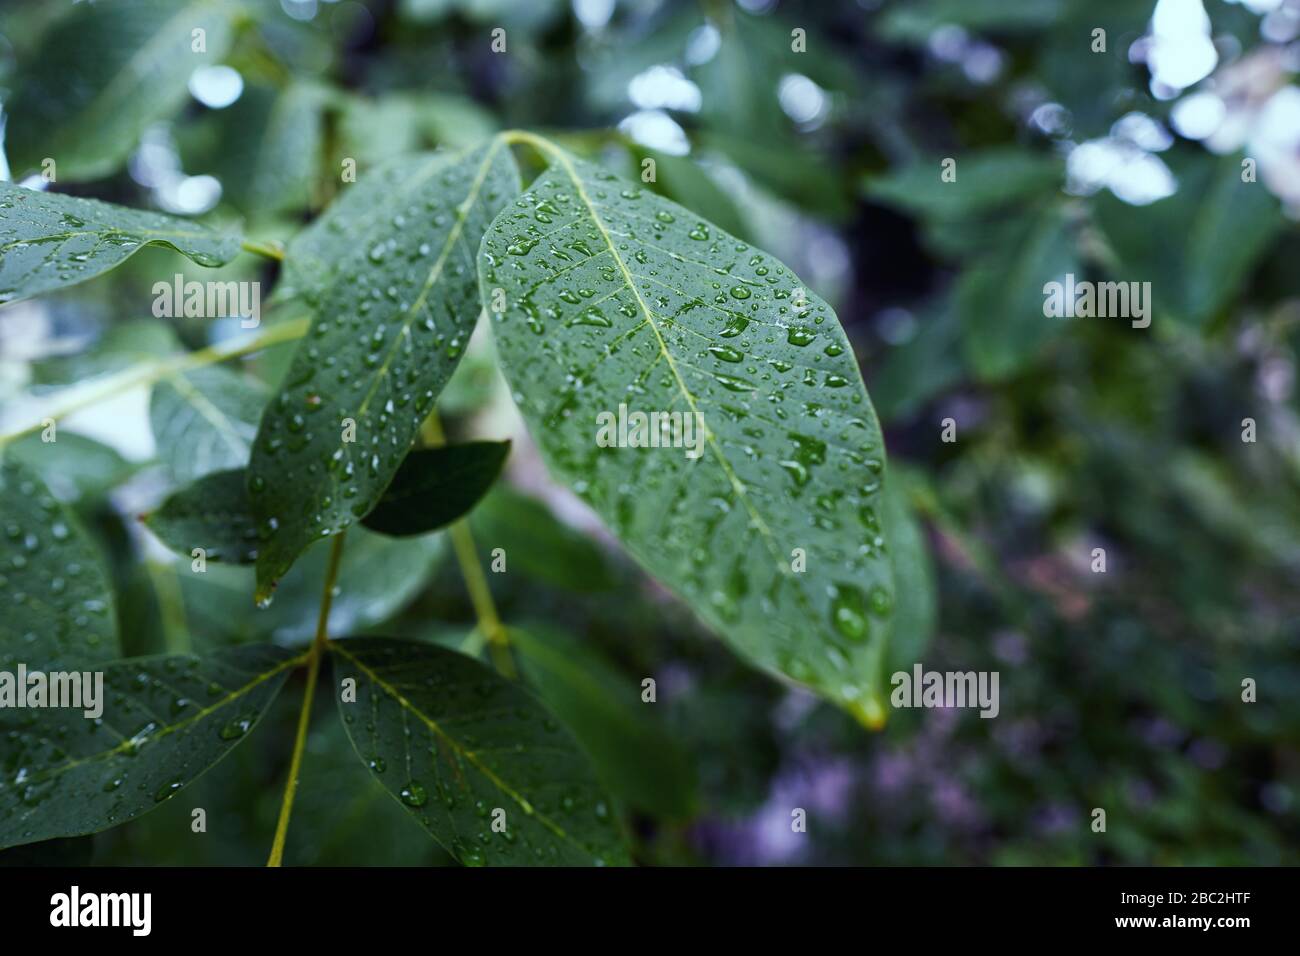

left=1, top=432, right=136, bottom=502
left=249, top=142, right=519, bottom=603
left=865, top=149, right=1063, bottom=222
left=0, top=458, right=118, bottom=669
left=0, top=644, right=298, bottom=850
left=469, top=487, right=618, bottom=592
left=2, top=0, right=237, bottom=181
left=178, top=528, right=444, bottom=650
left=150, top=367, right=269, bottom=485
left=0, top=183, right=241, bottom=306
left=879, top=469, right=937, bottom=679
left=362, top=441, right=510, bottom=537
left=197, top=83, right=327, bottom=217
left=511, top=625, right=697, bottom=819
left=625, top=145, right=750, bottom=241
left=145, top=469, right=260, bottom=565
left=1093, top=154, right=1284, bottom=328
left=330, top=637, right=631, bottom=866
left=958, top=202, right=1078, bottom=381
left=876, top=0, right=1064, bottom=42
left=479, top=151, right=894, bottom=722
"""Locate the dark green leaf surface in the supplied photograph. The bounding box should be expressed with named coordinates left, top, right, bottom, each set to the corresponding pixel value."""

left=248, top=142, right=519, bottom=603
left=511, top=626, right=697, bottom=819
left=362, top=440, right=510, bottom=536
left=145, top=469, right=260, bottom=565
left=479, top=151, right=894, bottom=722
left=0, top=458, right=118, bottom=669
left=0, top=182, right=241, bottom=305
left=0, top=645, right=298, bottom=850
left=331, top=637, right=630, bottom=866
left=150, top=367, right=269, bottom=484
left=2, top=0, right=236, bottom=181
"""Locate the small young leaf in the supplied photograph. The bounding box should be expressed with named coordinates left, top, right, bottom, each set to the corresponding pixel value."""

left=0, top=645, right=299, bottom=850
left=144, top=469, right=260, bottom=565
left=511, top=625, right=697, bottom=819
left=362, top=440, right=510, bottom=537
left=1, top=0, right=236, bottom=181
left=0, top=458, right=118, bottom=669
left=248, top=142, right=519, bottom=603
left=150, top=367, right=269, bottom=485
left=331, top=637, right=631, bottom=866
left=479, top=151, right=894, bottom=722
left=0, top=182, right=241, bottom=305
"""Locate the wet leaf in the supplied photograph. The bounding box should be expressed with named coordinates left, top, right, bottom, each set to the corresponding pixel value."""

left=0, top=458, right=118, bottom=669
left=479, top=151, right=894, bottom=722
left=511, top=625, right=697, bottom=819
left=2, top=0, right=237, bottom=181
left=362, top=441, right=510, bottom=537
left=0, top=182, right=241, bottom=306
left=330, top=637, right=631, bottom=866
left=0, top=644, right=298, bottom=850
left=150, top=367, right=269, bottom=485
left=248, top=142, right=519, bottom=603
left=145, top=469, right=260, bottom=565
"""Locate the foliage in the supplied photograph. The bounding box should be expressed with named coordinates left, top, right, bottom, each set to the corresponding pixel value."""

left=0, top=0, right=1297, bottom=867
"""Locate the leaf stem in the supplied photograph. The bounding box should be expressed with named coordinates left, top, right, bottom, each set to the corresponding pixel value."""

left=0, top=317, right=310, bottom=448
left=241, top=237, right=285, bottom=261
left=266, top=530, right=347, bottom=867
left=420, top=412, right=515, bottom=678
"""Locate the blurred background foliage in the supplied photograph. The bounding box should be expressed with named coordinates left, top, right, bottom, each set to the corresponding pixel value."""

left=1, top=0, right=1298, bottom=865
